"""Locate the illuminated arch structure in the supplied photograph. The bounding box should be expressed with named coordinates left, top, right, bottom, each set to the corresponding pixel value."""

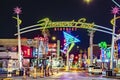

left=14, top=18, right=117, bottom=36
left=112, top=0, right=120, bottom=8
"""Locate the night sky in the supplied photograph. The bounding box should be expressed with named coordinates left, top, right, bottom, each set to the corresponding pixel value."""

left=0, top=0, right=120, bottom=50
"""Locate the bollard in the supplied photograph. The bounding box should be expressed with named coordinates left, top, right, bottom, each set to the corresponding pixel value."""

left=16, top=70, right=19, bottom=76
left=40, top=66, right=44, bottom=78
left=45, top=66, right=48, bottom=76
left=46, top=66, right=50, bottom=76
left=23, top=68, right=27, bottom=80
left=33, top=67, right=37, bottom=79
left=7, top=72, right=12, bottom=78
left=7, top=68, right=12, bottom=78
left=48, top=67, right=50, bottom=76
left=50, top=66, right=53, bottom=75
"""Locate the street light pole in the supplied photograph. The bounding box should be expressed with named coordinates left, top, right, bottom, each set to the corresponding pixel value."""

left=90, top=31, right=93, bottom=65
left=110, top=7, right=119, bottom=70
left=14, top=7, right=22, bottom=69
left=17, top=14, right=22, bottom=69
left=88, top=30, right=95, bottom=66
left=110, top=14, right=116, bottom=70
left=57, top=40, right=60, bottom=59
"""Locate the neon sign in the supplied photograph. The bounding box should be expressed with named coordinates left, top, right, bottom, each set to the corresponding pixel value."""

left=37, top=18, right=94, bottom=29
left=61, top=31, right=80, bottom=54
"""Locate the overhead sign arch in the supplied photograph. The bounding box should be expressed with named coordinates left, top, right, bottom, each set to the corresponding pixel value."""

left=14, top=17, right=117, bottom=36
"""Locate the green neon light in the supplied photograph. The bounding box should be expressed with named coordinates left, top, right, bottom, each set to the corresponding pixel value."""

left=98, top=41, right=107, bottom=49
left=13, top=16, right=22, bottom=26
left=67, top=43, right=75, bottom=54
left=37, top=18, right=94, bottom=29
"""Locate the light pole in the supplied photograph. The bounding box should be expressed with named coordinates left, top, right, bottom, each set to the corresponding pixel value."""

left=14, top=7, right=22, bottom=69
left=88, top=30, right=95, bottom=66
left=57, top=40, right=60, bottom=60
left=110, top=7, right=119, bottom=70
left=84, top=0, right=94, bottom=66
left=51, top=36, right=60, bottom=59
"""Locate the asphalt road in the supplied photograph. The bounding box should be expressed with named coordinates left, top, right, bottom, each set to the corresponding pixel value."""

left=8, top=71, right=120, bottom=80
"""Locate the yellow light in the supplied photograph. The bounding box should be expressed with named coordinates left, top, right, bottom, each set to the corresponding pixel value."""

left=52, top=36, right=56, bottom=41
left=84, top=0, right=92, bottom=4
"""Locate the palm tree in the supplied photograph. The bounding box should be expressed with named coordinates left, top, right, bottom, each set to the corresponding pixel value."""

left=41, top=29, right=50, bottom=57
left=41, top=29, right=50, bottom=37
left=98, top=41, right=107, bottom=60
left=98, top=41, right=107, bottom=70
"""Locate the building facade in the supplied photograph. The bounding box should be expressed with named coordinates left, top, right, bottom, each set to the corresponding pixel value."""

left=0, top=39, right=57, bottom=69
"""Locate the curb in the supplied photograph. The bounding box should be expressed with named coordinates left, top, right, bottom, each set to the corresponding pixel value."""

left=103, top=76, right=120, bottom=79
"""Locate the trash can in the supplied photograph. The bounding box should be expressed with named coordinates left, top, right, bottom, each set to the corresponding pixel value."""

left=19, top=70, right=24, bottom=76
left=16, top=70, right=19, bottom=76
left=106, top=70, right=112, bottom=76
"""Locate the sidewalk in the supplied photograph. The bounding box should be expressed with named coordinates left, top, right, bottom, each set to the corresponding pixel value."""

left=102, top=71, right=120, bottom=79
left=103, top=75, right=120, bottom=79
left=11, top=70, right=61, bottom=80
left=11, top=72, right=62, bottom=80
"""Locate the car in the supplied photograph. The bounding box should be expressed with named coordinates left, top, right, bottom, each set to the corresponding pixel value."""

left=88, top=65, right=95, bottom=73
left=0, top=68, right=8, bottom=74
left=91, top=66, right=102, bottom=74
left=0, top=68, right=8, bottom=79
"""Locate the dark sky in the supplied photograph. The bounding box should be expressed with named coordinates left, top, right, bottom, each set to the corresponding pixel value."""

left=0, top=0, right=120, bottom=50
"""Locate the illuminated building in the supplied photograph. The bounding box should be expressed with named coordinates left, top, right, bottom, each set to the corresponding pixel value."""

left=0, top=38, right=57, bottom=68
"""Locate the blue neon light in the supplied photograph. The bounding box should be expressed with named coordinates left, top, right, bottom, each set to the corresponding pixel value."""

left=63, top=31, right=80, bottom=44
left=60, top=31, right=80, bottom=54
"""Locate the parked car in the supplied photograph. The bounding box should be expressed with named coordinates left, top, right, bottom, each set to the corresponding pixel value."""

left=88, top=65, right=95, bottom=73
left=0, top=68, right=8, bottom=79
left=0, top=68, right=8, bottom=74
left=91, top=66, right=102, bottom=74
